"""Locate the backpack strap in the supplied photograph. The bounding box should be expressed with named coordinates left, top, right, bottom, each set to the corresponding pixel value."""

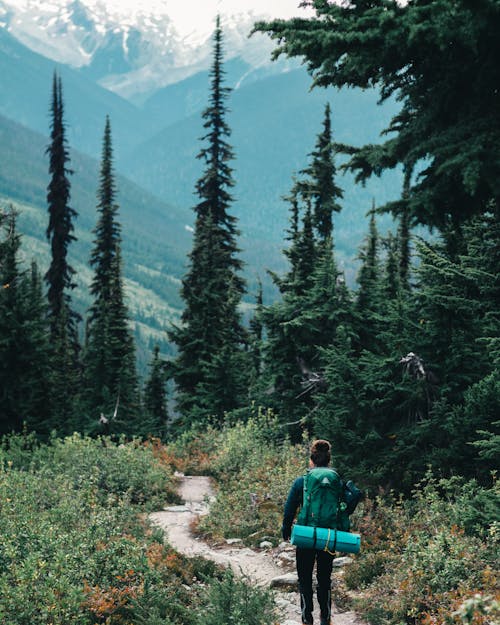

left=302, top=471, right=309, bottom=508
left=323, top=528, right=337, bottom=556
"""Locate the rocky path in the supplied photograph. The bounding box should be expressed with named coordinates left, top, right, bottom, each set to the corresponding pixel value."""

left=149, top=475, right=364, bottom=625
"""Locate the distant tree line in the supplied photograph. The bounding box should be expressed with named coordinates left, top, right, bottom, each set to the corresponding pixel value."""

left=1, top=2, right=498, bottom=492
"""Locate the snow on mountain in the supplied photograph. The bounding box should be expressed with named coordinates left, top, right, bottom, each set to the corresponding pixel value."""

left=0, top=0, right=311, bottom=100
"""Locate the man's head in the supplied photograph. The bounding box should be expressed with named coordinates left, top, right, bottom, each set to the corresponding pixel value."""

left=310, top=439, right=331, bottom=467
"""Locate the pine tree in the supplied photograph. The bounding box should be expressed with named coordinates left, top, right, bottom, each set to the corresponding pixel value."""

left=84, top=117, right=139, bottom=433
left=169, top=17, right=247, bottom=424
left=255, top=0, right=500, bottom=230
left=45, top=72, right=79, bottom=339
left=0, top=209, right=25, bottom=434
left=382, top=232, right=400, bottom=302
left=292, top=199, right=317, bottom=297
left=143, top=345, right=168, bottom=437
left=299, top=103, right=343, bottom=242
left=408, top=211, right=500, bottom=482
left=22, top=262, right=53, bottom=436
left=0, top=211, right=51, bottom=436
left=355, top=208, right=382, bottom=351
left=44, top=72, right=81, bottom=433
left=258, top=105, right=347, bottom=433
left=398, top=165, right=413, bottom=290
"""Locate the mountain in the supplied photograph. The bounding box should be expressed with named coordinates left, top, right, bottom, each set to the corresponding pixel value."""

left=0, top=26, right=155, bottom=156
left=0, top=0, right=304, bottom=102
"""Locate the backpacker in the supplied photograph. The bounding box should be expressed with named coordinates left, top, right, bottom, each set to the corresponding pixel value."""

left=297, top=467, right=346, bottom=530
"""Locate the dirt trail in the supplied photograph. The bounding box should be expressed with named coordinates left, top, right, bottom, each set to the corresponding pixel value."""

left=149, top=475, right=364, bottom=625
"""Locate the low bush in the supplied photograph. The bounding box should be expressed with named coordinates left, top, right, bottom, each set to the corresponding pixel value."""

left=344, top=476, right=500, bottom=625
left=2, top=431, right=180, bottom=507
left=196, top=569, right=277, bottom=625
left=176, top=410, right=306, bottom=543
left=0, top=433, right=275, bottom=625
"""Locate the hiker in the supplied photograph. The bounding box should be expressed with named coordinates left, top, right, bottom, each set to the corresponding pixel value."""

left=282, top=439, right=360, bottom=625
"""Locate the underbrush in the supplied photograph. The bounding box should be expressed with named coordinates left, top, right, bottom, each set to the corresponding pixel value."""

left=167, top=408, right=306, bottom=545
left=0, top=432, right=277, bottom=625
left=169, top=416, right=500, bottom=624
left=345, top=477, right=500, bottom=625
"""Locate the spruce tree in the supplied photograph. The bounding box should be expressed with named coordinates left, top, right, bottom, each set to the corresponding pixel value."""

left=22, top=262, right=52, bottom=435
left=44, top=72, right=81, bottom=432
left=258, top=106, right=347, bottom=433
left=144, top=345, right=168, bottom=437
left=0, top=209, right=25, bottom=434
left=84, top=117, right=139, bottom=433
left=45, top=72, right=79, bottom=338
left=355, top=208, right=382, bottom=352
left=0, top=210, right=51, bottom=435
left=255, top=0, right=500, bottom=230
left=398, top=165, right=413, bottom=290
left=169, top=16, right=246, bottom=424
left=299, top=103, right=343, bottom=242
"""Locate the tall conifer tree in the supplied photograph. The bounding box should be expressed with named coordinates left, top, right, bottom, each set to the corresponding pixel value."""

left=44, top=72, right=80, bottom=432
left=45, top=72, right=78, bottom=338
left=0, top=209, right=26, bottom=434
left=355, top=208, right=382, bottom=351
left=84, top=116, right=139, bottom=432
left=259, top=107, right=346, bottom=432
left=169, top=16, right=246, bottom=424
left=398, top=165, right=413, bottom=290
left=143, top=345, right=168, bottom=437
left=0, top=210, right=51, bottom=435
left=299, top=103, right=343, bottom=242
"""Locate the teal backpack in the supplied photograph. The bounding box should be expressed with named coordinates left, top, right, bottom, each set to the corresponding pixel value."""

left=297, top=467, right=350, bottom=531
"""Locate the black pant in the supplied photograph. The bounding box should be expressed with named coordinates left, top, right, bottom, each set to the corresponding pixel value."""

left=296, top=547, right=334, bottom=624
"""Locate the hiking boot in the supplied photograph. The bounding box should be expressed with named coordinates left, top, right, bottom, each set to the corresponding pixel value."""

left=319, top=620, right=331, bottom=625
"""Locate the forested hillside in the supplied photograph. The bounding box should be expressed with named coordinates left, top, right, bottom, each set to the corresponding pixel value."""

left=0, top=1, right=499, bottom=623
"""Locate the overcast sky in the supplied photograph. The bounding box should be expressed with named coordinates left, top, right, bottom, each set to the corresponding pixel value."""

left=98, top=0, right=314, bottom=35
left=80, top=0, right=316, bottom=45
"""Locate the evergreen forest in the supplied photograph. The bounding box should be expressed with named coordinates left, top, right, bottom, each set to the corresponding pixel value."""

left=0, top=2, right=499, bottom=624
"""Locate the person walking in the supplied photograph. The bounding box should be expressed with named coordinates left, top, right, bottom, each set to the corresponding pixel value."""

left=282, top=439, right=358, bottom=625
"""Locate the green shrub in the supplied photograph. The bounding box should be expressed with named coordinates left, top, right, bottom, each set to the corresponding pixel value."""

left=0, top=433, right=277, bottom=625
left=193, top=410, right=306, bottom=542
left=196, top=569, right=277, bottom=625
left=344, top=477, right=499, bottom=625
left=2, top=432, right=179, bottom=507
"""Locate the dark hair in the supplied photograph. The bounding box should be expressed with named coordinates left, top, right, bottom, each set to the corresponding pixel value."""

left=310, top=439, right=331, bottom=467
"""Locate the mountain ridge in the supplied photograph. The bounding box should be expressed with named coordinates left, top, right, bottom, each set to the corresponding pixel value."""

left=0, top=0, right=304, bottom=100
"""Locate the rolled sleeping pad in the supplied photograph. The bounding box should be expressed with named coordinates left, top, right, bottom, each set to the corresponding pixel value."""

left=291, top=524, right=361, bottom=554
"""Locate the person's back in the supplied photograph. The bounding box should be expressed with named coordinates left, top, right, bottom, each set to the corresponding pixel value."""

left=282, top=439, right=359, bottom=625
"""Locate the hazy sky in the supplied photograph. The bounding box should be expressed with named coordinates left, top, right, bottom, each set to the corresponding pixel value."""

left=84, top=0, right=316, bottom=42
left=96, top=0, right=314, bottom=34
left=112, top=0, right=311, bottom=17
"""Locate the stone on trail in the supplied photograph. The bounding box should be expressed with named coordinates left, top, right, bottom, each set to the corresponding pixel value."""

left=270, top=573, right=298, bottom=589
left=163, top=504, right=190, bottom=512
left=260, top=540, right=273, bottom=549
left=226, top=538, right=243, bottom=545
left=333, top=556, right=354, bottom=567
left=277, top=550, right=296, bottom=564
